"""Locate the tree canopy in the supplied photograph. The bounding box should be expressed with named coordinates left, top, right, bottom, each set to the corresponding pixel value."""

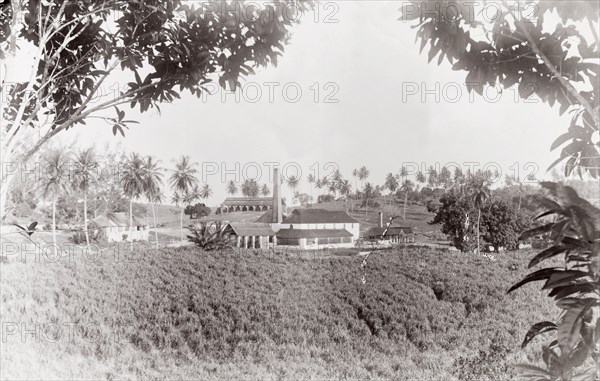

left=0, top=0, right=310, bottom=162
left=403, top=1, right=599, bottom=177
left=0, top=0, right=310, bottom=218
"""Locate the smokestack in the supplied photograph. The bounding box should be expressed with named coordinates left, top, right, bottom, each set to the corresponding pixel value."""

left=378, top=212, right=383, bottom=228
left=272, top=167, right=283, bottom=223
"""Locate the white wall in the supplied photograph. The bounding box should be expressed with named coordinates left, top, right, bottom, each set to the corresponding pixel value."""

left=285, top=222, right=360, bottom=242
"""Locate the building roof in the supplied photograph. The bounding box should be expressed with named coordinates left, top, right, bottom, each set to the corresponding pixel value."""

left=94, top=212, right=146, bottom=227
left=225, top=222, right=275, bottom=237
left=364, top=226, right=414, bottom=237
left=254, top=210, right=286, bottom=223
left=276, top=228, right=353, bottom=239
left=281, top=209, right=358, bottom=224
left=222, top=197, right=276, bottom=207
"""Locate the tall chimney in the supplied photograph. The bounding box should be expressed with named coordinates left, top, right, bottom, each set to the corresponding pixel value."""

left=272, top=167, right=283, bottom=223
left=378, top=211, right=383, bottom=228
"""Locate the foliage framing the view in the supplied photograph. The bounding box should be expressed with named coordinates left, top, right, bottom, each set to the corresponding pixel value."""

left=403, top=0, right=599, bottom=178
left=404, top=1, right=600, bottom=379
left=0, top=0, right=311, bottom=219
left=508, top=182, right=599, bottom=381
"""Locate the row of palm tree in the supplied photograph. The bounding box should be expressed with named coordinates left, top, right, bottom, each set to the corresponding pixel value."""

left=39, top=149, right=216, bottom=250
left=225, top=179, right=271, bottom=198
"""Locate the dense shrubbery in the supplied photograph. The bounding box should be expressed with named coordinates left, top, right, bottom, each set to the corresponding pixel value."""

left=360, top=199, right=380, bottom=209
left=481, top=199, right=533, bottom=251
left=430, top=190, right=534, bottom=252
left=184, top=203, right=211, bottom=219
left=429, top=191, right=477, bottom=252
left=317, top=194, right=335, bottom=203
left=1, top=246, right=555, bottom=380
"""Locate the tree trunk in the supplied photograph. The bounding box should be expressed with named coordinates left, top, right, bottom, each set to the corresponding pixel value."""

left=52, top=193, right=57, bottom=258
left=152, top=203, right=159, bottom=250
left=403, top=191, right=408, bottom=222
left=476, top=207, right=481, bottom=255
left=129, top=199, right=133, bottom=251
left=84, top=191, right=90, bottom=249
left=180, top=206, right=184, bottom=243
left=517, top=193, right=522, bottom=212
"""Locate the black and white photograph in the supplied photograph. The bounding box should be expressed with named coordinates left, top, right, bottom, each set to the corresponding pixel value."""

left=0, top=0, right=599, bottom=380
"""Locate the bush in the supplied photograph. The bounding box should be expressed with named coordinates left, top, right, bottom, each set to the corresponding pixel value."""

left=184, top=203, right=211, bottom=219
left=69, top=221, right=102, bottom=244
left=360, top=199, right=380, bottom=208
left=317, top=194, right=334, bottom=203
left=187, top=221, right=231, bottom=251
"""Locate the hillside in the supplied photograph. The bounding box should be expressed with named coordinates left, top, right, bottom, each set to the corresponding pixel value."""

left=1, top=246, right=555, bottom=380
left=305, top=198, right=437, bottom=230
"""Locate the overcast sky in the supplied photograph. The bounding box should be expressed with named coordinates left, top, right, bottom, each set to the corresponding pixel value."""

left=52, top=1, right=570, bottom=205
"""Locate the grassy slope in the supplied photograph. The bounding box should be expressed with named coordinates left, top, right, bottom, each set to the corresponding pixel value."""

left=1, top=247, right=555, bottom=380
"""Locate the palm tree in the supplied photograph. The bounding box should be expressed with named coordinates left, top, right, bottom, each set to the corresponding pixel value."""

left=315, top=177, right=323, bottom=192
left=469, top=177, right=491, bottom=254
left=143, top=156, right=164, bottom=250
left=416, top=171, right=426, bottom=185
left=454, top=168, right=464, bottom=185
left=72, top=148, right=98, bottom=249
left=339, top=179, right=352, bottom=211
left=328, top=181, right=338, bottom=198
left=171, top=191, right=184, bottom=237
left=199, top=184, right=212, bottom=201
left=169, top=155, right=199, bottom=242
left=332, top=169, right=343, bottom=185
left=122, top=153, right=147, bottom=249
left=363, top=182, right=374, bottom=219
left=241, top=179, right=259, bottom=197
left=400, top=179, right=414, bottom=222
left=439, top=167, right=452, bottom=189
left=40, top=149, right=71, bottom=257
left=358, top=166, right=369, bottom=191
left=226, top=180, right=238, bottom=197
left=352, top=168, right=358, bottom=195
left=384, top=173, right=399, bottom=204
left=399, top=166, right=409, bottom=183
left=185, top=185, right=201, bottom=208
left=307, top=174, right=315, bottom=199
left=427, top=166, right=438, bottom=188
left=147, top=191, right=164, bottom=249
left=260, top=184, right=270, bottom=197
left=286, top=175, right=299, bottom=201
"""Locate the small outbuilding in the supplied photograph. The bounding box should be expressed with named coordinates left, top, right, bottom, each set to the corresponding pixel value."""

left=364, top=226, right=415, bottom=243
left=93, top=212, right=149, bottom=242
left=223, top=222, right=276, bottom=249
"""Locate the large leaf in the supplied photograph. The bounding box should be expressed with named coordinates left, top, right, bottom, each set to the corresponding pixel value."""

left=522, top=321, right=557, bottom=349
left=549, top=283, right=598, bottom=300
left=558, top=307, right=584, bottom=352
left=520, top=223, right=554, bottom=240
left=528, top=245, right=567, bottom=268
left=508, top=268, right=562, bottom=294
left=541, top=271, right=591, bottom=290
left=556, top=297, right=599, bottom=310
